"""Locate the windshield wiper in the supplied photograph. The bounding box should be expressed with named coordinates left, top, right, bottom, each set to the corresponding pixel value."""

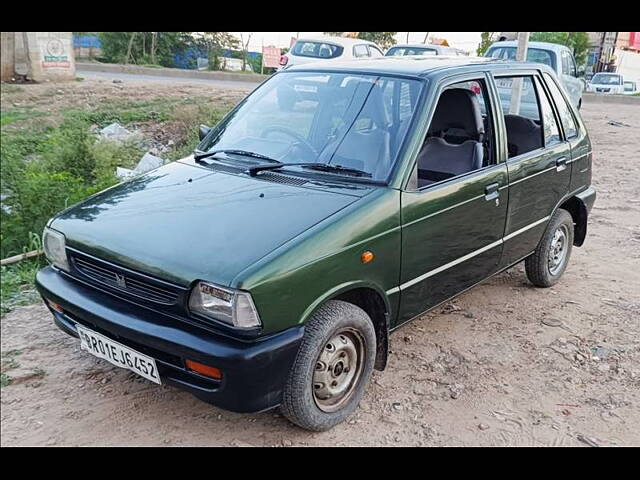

left=246, top=162, right=371, bottom=178
left=194, top=149, right=281, bottom=164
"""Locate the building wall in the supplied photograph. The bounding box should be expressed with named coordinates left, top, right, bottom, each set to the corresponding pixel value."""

left=1, top=32, right=76, bottom=82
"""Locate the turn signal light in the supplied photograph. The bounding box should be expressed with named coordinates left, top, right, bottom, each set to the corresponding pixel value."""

left=185, top=359, right=223, bottom=380
left=47, top=299, right=64, bottom=314
left=361, top=251, right=374, bottom=264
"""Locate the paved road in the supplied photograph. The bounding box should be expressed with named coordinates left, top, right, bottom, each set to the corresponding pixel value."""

left=77, top=69, right=259, bottom=91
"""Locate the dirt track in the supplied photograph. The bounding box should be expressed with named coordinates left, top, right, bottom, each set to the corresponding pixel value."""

left=1, top=95, right=639, bottom=446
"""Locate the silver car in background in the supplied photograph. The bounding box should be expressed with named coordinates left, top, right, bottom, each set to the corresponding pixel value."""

left=385, top=43, right=460, bottom=57
left=484, top=40, right=585, bottom=109
left=586, top=73, right=625, bottom=94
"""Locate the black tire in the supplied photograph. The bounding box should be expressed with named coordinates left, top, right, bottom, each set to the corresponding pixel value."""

left=281, top=300, right=376, bottom=431
left=525, top=209, right=574, bottom=287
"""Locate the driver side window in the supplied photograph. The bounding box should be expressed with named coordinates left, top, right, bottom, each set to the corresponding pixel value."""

left=412, top=78, right=496, bottom=189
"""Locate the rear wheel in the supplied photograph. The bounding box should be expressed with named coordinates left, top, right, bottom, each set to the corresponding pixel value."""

left=281, top=300, right=376, bottom=431
left=525, top=209, right=574, bottom=287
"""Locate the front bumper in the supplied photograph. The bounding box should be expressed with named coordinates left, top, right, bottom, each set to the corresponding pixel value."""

left=35, top=266, right=304, bottom=413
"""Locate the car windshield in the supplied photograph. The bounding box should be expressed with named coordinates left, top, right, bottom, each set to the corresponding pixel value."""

left=198, top=72, right=424, bottom=182
left=487, top=46, right=556, bottom=70
left=386, top=47, right=438, bottom=56
left=592, top=73, right=622, bottom=85
left=291, top=41, right=343, bottom=59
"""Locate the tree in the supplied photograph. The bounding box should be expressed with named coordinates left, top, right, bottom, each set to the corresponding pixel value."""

left=324, top=32, right=397, bottom=49
left=476, top=32, right=495, bottom=56
left=98, top=32, right=196, bottom=67
left=198, top=32, right=239, bottom=70
left=239, top=33, right=253, bottom=72
left=530, top=32, right=590, bottom=67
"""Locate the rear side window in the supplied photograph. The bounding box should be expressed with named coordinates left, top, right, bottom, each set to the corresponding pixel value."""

left=292, top=41, right=344, bottom=59
left=353, top=45, right=369, bottom=58
left=495, top=75, right=544, bottom=158
left=543, top=73, right=578, bottom=139
left=534, top=77, right=561, bottom=146
left=368, top=45, right=384, bottom=57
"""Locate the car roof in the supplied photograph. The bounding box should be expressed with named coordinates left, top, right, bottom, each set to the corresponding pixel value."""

left=487, top=40, right=569, bottom=52
left=284, top=55, right=548, bottom=77
left=295, top=36, right=378, bottom=47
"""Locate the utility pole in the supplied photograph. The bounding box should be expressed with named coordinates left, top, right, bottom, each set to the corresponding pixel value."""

left=423, top=32, right=430, bottom=44
left=406, top=32, right=410, bottom=43
left=509, top=31, right=529, bottom=115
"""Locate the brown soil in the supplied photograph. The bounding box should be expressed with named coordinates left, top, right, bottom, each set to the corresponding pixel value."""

left=1, top=83, right=639, bottom=446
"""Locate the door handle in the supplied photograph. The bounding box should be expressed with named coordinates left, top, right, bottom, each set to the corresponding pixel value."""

left=556, top=157, right=568, bottom=172
left=484, top=182, right=500, bottom=201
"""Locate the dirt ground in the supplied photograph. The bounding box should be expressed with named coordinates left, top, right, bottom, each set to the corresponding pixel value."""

left=1, top=80, right=639, bottom=446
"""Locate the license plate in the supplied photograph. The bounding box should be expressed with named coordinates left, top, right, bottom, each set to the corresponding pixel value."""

left=77, top=325, right=161, bottom=384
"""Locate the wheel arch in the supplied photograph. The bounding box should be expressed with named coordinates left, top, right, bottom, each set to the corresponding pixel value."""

left=299, top=281, right=391, bottom=371
left=556, top=195, right=588, bottom=247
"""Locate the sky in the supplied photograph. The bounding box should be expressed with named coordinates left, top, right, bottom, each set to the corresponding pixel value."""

left=230, top=32, right=483, bottom=54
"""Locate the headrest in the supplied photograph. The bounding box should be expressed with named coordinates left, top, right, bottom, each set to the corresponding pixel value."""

left=428, top=88, right=485, bottom=140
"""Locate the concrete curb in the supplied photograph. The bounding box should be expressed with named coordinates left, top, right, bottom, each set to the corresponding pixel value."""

left=583, top=93, right=640, bottom=105
left=76, top=62, right=270, bottom=84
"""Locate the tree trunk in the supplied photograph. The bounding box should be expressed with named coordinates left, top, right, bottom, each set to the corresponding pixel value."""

left=125, top=32, right=137, bottom=64
left=151, top=32, right=157, bottom=64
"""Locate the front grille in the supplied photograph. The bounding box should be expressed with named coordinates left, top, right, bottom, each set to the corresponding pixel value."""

left=69, top=250, right=181, bottom=305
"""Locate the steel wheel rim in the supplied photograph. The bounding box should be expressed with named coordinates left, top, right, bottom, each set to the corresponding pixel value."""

left=548, top=224, right=569, bottom=275
left=312, top=328, right=366, bottom=413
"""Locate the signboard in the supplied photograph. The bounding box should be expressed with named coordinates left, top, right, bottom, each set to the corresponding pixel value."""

left=39, top=33, right=72, bottom=69
left=262, top=46, right=281, bottom=69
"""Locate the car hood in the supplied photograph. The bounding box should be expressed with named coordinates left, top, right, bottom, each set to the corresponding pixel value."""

left=51, top=160, right=364, bottom=287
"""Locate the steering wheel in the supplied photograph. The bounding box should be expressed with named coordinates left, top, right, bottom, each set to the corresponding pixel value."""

left=261, top=126, right=318, bottom=159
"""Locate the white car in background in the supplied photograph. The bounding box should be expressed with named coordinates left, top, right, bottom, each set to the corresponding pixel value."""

left=623, top=80, right=638, bottom=95
left=484, top=40, right=585, bottom=109
left=278, top=37, right=384, bottom=70
left=586, top=73, right=625, bottom=94
left=385, top=43, right=460, bottom=56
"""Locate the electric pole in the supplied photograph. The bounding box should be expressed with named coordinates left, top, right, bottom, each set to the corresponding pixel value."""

left=509, top=31, right=530, bottom=115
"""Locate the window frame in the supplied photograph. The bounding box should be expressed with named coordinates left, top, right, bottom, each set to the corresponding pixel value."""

left=404, top=72, right=501, bottom=193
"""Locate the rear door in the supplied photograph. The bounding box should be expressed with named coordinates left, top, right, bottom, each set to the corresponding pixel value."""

left=494, top=71, right=573, bottom=268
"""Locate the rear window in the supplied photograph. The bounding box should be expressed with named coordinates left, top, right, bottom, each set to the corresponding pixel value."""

left=487, top=46, right=556, bottom=70
left=386, top=47, right=438, bottom=56
left=292, top=41, right=344, bottom=59
left=591, top=73, right=622, bottom=85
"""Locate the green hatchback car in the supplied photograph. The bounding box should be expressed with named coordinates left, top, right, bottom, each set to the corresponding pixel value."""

left=36, top=56, right=596, bottom=431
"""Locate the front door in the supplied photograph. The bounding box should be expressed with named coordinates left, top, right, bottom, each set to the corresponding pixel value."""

left=396, top=74, right=508, bottom=326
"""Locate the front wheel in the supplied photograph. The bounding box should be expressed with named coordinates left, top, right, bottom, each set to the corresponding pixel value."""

left=281, top=300, right=376, bottom=431
left=525, top=209, right=574, bottom=287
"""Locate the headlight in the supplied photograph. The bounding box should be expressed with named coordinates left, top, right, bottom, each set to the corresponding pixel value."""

left=188, top=281, right=261, bottom=329
left=42, top=226, right=70, bottom=272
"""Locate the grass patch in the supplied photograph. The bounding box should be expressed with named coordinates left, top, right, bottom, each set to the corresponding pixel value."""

left=0, top=109, right=46, bottom=127
left=0, top=374, right=10, bottom=388
left=1, top=84, right=24, bottom=95
left=0, top=257, right=44, bottom=316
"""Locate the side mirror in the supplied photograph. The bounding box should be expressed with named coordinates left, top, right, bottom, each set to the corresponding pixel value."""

left=576, top=68, right=585, bottom=78
left=198, top=124, right=211, bottom=141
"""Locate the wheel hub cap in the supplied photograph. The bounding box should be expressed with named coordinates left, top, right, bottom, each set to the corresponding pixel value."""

left=548, top=225, right=568, bottom=275
left=312, top=329, right=365, bottom=413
